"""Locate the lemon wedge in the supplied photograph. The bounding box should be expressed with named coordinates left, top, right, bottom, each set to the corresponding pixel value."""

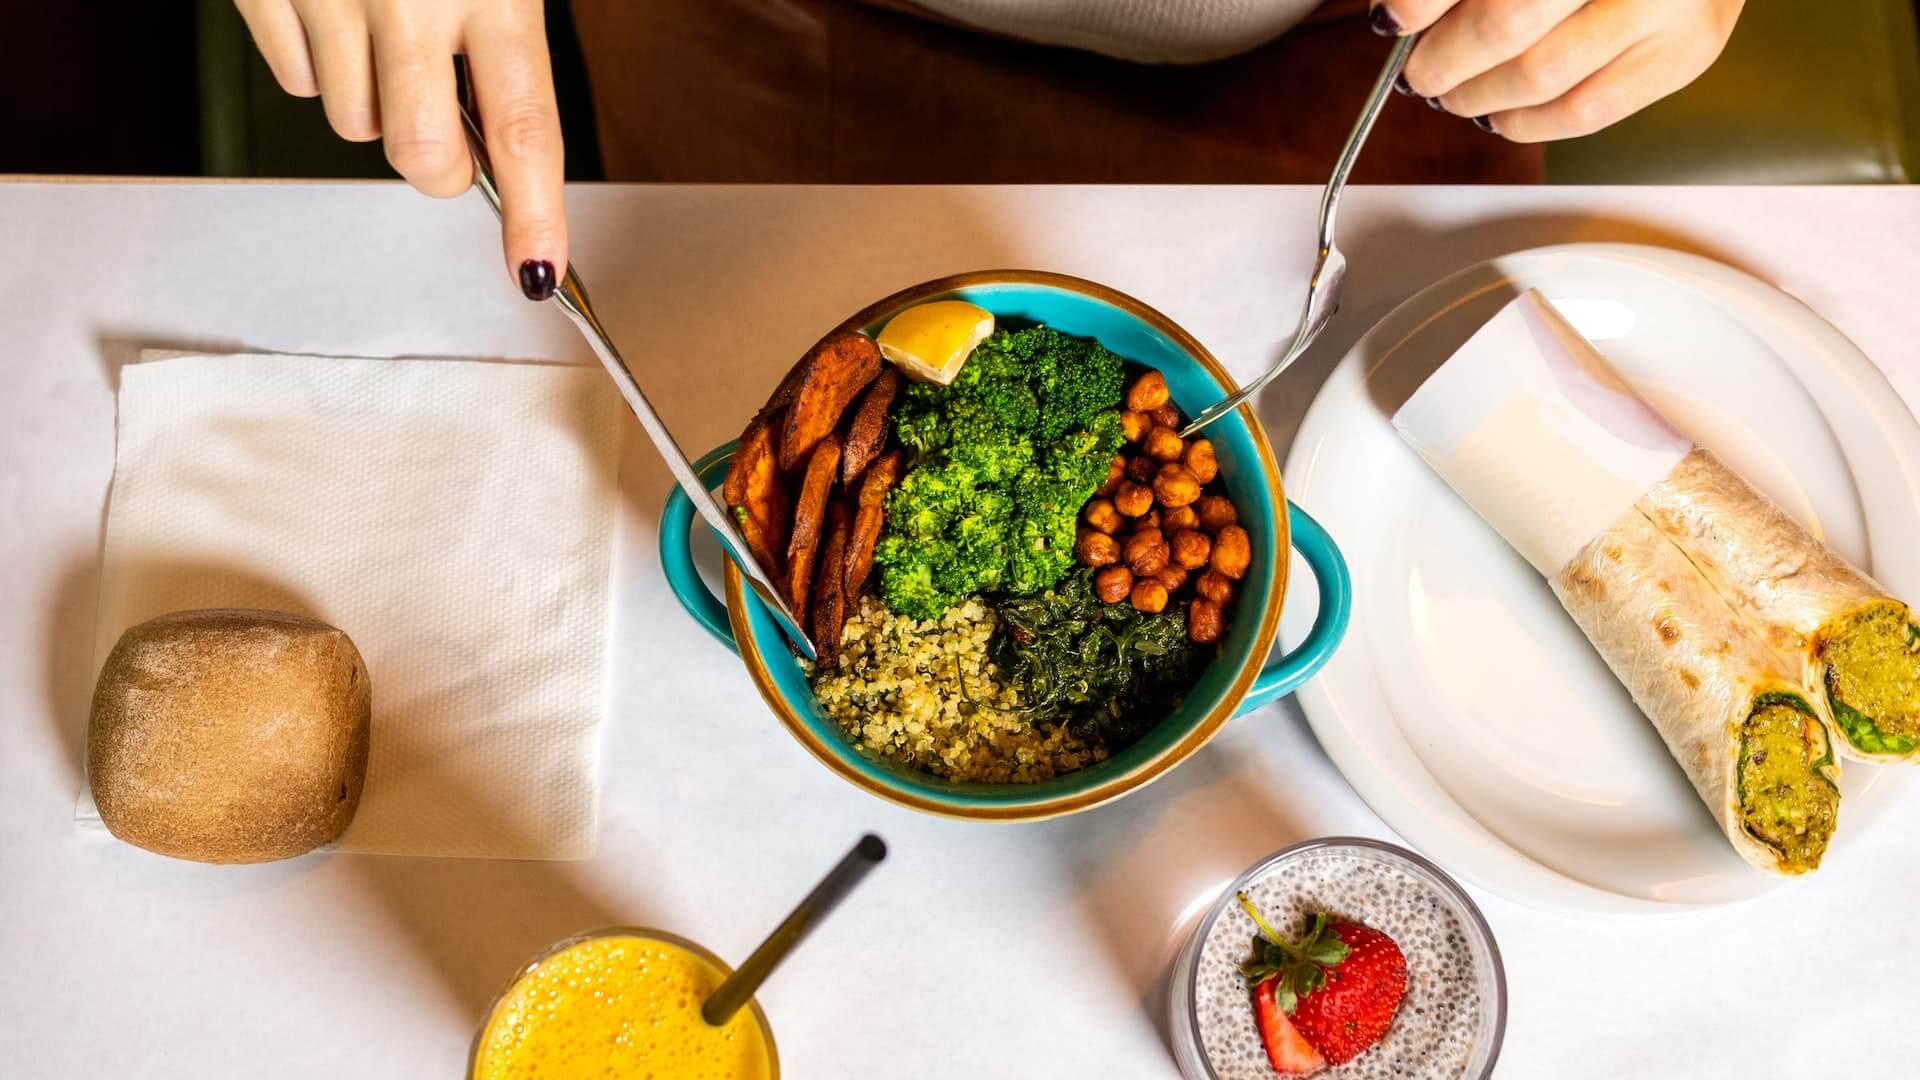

left=876, top=300, right=994, bottom=385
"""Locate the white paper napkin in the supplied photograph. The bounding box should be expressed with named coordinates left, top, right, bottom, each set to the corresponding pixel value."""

left=81, top=352, right=623, bottom=860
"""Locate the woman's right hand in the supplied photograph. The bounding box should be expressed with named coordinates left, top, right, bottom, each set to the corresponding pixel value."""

left=233, top=0, right=568, bottom=300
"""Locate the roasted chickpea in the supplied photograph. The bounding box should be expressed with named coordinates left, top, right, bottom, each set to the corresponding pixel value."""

left=1119, top=409, right=1151, bottom=444
left=1187, top=599, right=1225, bottom=644
left=1137, top=508, right=1161, bottom=531
left=1126, top=370, right=1170, bottom=413
left=1194, top=569, right=1235, bottom=606
left=1097, top=454, right=1125, bottom=496
left=1153, top=463, right=1202, bottom=508
left=1093, top=566, right=1134, bottom=604
left=1082, top=498, right=1122, bottom=534
left=1183, top=439, right=1219, bottom=484
left=1123, top=528, right=1169, bottom=576
left=1170, top=528, right=1212, bottom=570
left=1153, top=565, right=1188, bottom=592
left=1211, top=524, right=1252, bottom=580
left=1130, top=580, right=1170, bottom=614
left=1126, top=453, right=1157, bottom=482
left=1075, top=529, right=1120, bottom=567
left=1195, top=494, right=1239, bottom=532
left=1114, top=481, right=1153, bottom=517
left=1143, top=425, right=1184, bottom=462
left=1162, top=504, right=1199, bottom=532
left=1149, top=403, right=1182, bottom=429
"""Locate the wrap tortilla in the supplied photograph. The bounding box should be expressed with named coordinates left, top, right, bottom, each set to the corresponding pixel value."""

left=1554, top=508, right=1841, bottom=875
left=1640, top=449, right=1920, bottom=762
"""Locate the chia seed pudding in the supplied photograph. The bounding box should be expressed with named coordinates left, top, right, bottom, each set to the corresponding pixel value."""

left=1169, top=838, right=1505, bottom=1079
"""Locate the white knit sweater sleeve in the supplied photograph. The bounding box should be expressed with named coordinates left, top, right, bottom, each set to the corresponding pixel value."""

left=911, top=0, right=1323, bottom=64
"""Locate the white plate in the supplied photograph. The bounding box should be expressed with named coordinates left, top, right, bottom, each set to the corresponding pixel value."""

left=1280, top=243, right=1920, bottom=915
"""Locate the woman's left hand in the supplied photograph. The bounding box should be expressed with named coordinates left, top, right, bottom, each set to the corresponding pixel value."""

left=1375, top=0, right=1746, bottom=141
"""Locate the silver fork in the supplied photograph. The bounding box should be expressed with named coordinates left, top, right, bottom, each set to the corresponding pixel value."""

left=1181, top=33, right=1419, bottom=438
left=456, top=102, right=818, bottom=660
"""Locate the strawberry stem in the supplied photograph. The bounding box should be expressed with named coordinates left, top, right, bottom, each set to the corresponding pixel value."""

left=1236, top=891, right=1291, bottom=950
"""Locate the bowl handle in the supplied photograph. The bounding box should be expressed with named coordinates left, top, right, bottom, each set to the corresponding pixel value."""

left=660, top=442, right=742, bottom=656
left=1235, top=502, right=1352, bottom=715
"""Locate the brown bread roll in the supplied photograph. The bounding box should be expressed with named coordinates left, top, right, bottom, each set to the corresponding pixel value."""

left=88, top=609, right=370, bottom=864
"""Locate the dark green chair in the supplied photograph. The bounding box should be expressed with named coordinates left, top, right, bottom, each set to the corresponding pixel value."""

left=1549, top=0, right=1920, bottom=183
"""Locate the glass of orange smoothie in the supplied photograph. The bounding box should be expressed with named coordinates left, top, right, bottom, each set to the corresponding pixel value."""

left=469, top=927, right=779, bottom=1080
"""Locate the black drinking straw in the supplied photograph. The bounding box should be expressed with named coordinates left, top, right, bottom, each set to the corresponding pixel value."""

left=701, top=834, right=888, bottom=1026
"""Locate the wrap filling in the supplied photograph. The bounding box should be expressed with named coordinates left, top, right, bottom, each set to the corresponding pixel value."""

left=1817, top=601, right=1920, bottom=755
left=1737, top=695, right=1838, bottom=873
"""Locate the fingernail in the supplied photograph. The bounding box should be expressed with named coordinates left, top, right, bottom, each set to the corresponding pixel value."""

left=1472, top=115, right=1497, bottom=134
left=519, top=259, right=556, bottom=301
left=1369, top=5, right=1402, bottom=36
left=1393, top=73, right=1414, bottom=96
left=1426, top=96, right=1445, bottom=111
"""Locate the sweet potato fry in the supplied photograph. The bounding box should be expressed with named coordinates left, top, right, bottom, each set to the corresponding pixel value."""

left=844, top=449, right=904, bottom=599
left=757, top=352, right=812, bottom=420
left=840, top=368, right=903, bottom=484
left=722, top=415, right=790, bottom=573
left=785, top=434, right=844, bottom=624
left=811, top=500, right=852, bottom=666
left=778, top=331, right=883, bottom=471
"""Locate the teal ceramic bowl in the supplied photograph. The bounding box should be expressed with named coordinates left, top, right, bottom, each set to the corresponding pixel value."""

left=662, top=271, right=1350, bottom=820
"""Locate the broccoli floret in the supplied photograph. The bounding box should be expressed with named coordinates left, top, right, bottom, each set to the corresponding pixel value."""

left=1034, top=334, right=1126, bottom=441
left=874, top=325, right=1130, bottom=618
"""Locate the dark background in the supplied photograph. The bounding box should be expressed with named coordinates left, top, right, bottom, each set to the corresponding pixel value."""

left=6, top=1, right=1919, bottom=184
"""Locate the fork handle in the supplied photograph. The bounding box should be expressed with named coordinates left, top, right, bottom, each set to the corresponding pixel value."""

left=1179, top=33, right=1418, bottom=438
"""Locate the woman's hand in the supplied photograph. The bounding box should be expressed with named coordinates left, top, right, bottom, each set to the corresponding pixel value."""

left=233, top=0, right=566, bottom=299
left=1374, top=0, right=1745, bottom=142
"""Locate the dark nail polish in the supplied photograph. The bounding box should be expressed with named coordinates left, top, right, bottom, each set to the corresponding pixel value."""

left=519, top=259, right=556, bottom=301
left=1426, top=96, right=1445, bottom=111
left=1369, top=5, right=1402, bottom=36
left=1393, top=72, right=1414, bottom=96
left=1472, top=115, right=1496, bottom=134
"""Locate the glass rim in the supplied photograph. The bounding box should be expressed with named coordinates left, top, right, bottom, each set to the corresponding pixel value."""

left=1179, top=836, right=1508, bottom=1080
left=466, top=925, right=781, bottom=1080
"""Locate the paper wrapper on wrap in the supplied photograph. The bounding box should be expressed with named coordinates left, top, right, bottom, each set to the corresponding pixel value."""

left=83, top=352, right=623, bottom=860
left=1391, top=289, right=1693, bottom=578
left=1393, top=291, right=1839, bottom=874
left=1554, top=510, right=1838, bottom=874
left=1639, top=450, right=1919, bottom=763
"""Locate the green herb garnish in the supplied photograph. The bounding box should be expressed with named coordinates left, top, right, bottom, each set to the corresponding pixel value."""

left=989, top=568, right=1199, bottom=748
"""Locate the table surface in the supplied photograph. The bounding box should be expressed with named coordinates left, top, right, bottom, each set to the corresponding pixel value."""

left=3, top=180, right=1917, bottom=1079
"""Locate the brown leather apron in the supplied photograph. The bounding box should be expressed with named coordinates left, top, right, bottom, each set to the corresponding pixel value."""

left=569, top=0, right=1542, bottom=183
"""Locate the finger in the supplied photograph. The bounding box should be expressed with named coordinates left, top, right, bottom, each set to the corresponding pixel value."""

left=235, top=0, right=318, bottom=97
left=294, top=0, right=379, bottom=141
left=369, top=10, right=470, bottom=198
left=1404, top=0, right=1588, bottom=98
left=1373, top=0, right=1466, bottom=36
left=1439, top=0, right=1657, bottom=118
left=1487, top=37, right=1681, bottom=143
left=465, top=12, right=568, bottom=297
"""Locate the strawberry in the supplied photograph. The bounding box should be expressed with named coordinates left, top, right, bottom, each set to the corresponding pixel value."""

left=1237, top=893, right=1408, bottom=1068
left=1252, top=975, right=1328, bottom=1075
left=1288, top=921, right=1408, bottom=1065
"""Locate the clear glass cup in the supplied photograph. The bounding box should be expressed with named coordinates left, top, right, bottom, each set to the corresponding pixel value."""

left=468, top=926, right=781, bottom=1080
left=1167, top=837, right=1506, bottom=1079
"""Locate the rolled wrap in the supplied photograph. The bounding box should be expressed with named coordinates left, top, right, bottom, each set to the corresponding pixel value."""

left=1396, top=290, right=1844, bottom=874
left=1555, top=510, right=1839, bottom=874
left=1640, top=449, right=1920, bottom=762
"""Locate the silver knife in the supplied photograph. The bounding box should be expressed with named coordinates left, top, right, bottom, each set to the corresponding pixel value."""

left=456, top=104, right=818, bottom=660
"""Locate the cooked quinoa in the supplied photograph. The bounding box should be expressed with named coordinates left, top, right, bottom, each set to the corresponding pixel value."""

left=809, top=594, right=1108, bottom=783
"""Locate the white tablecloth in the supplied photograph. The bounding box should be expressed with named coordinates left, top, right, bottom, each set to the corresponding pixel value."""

left=2, top=181, right=1915, bottom=1078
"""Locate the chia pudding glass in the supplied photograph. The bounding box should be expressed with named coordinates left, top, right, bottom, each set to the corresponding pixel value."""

left=1168, top=838, right=1506, bottom=1079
